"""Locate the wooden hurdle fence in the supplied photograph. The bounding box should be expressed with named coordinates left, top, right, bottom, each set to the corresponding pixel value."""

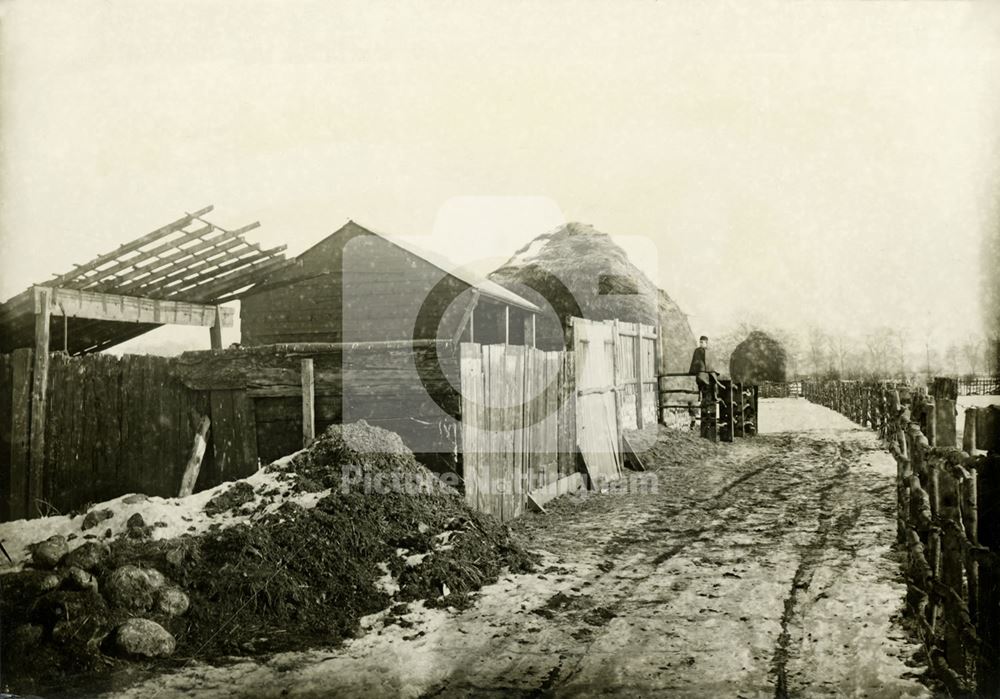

left=802, top=378, right=1000, bottom=696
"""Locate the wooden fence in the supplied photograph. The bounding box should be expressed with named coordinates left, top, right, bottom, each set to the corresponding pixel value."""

left=0, top=342, right=459, bottom=522
left=2, top=321, right=665, bottom=525
left=959, top=375, right=1000, bottom=396
left=0, top=349, right=226, bottom=520
left=459, top=343, right=577, bottom=521
left=802, top=379, right=1000, bottom=696
left=758, top=380, right=802, bottom=399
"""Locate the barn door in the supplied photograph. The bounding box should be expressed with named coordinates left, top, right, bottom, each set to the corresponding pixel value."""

left=572, top=318, right=622, bottom=486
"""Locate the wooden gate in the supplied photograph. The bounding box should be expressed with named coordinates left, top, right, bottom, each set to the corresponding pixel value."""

left=571, top=318, right=623, bottom=486
left=459, top=343, right=576, bottom=522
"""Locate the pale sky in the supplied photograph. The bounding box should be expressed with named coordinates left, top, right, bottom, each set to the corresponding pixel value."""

left=1, top=0, right=999, bottom=354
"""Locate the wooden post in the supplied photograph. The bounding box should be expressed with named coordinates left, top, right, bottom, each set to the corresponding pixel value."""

left=935, top=398, right=957, bottom=449
left=178, top=415, right=211, bottom=497
left=977, top=452, right=1000, bottom=694
left=652, top=325, right=663, bottom=424
left=611, top=319, right=623, bottom=454
left=962, top=460, right=979, bottom=626
left=924, top=396, right=937, bottom=446
left=977, top=405, right=1000, bottom=454
left=301, top=358, right=315, bottom=446
left=531, top=314, right=536, bottom=349
left=937, top=464, right=965, bottom=673
left=469, top=307, right=475, bottom=343
left=7, top=348, right=32, bottom=521
left=633, top=323, right=644, bottom=429
left=210, top=306, right=224, bottom=350
left=504, top=305, right=510, bottom=345
left=29, top=288, right=51, bottom=517
left=963, top=408, right=977, bottom=454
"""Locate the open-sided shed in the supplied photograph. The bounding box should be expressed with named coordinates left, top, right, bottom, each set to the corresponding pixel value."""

left=0, top=207, right=291, bottom=518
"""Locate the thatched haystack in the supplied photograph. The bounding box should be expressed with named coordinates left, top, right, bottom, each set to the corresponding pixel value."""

left=729, top=330, right=788, bottom=384
left=488, top=222, right=694, bottom=371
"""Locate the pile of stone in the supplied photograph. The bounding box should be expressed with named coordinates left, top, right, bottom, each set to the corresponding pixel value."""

left=10, top=531, right=188, bottom=662
left=3, top=512, right=196, bottom=696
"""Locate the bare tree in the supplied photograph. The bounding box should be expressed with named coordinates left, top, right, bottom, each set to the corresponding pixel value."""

left=944, top=343, right=960, bottom=375
left=807, top=325, right=829, bottom=377
left=892, top=327, right=909, bottom=378
left=961, top=336, right=982, bottom=377
left=827, top=334, right=852, bottom=378
left=863, top=327, right=895, bottom=378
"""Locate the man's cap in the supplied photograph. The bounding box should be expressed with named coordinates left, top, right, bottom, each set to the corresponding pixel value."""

left=699, top=335, right=709, bottom=342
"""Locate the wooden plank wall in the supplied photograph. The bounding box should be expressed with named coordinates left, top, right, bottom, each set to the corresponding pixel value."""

left=0, top=351, right=265, bottom=521
left=573, top=319, right=623, bottom=486
left=460, top=342, right=575, bottom=522
left=175, top=343, right=463, bottom=472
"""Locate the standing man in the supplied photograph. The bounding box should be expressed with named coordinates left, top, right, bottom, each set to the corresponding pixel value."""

left=688, top=335, right=720, bottom=429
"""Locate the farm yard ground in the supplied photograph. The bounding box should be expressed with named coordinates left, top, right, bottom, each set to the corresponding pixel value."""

left=106, top=398, right=933, bottom=699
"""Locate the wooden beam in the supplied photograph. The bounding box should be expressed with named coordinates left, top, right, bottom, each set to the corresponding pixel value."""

left=179, top=415, right=211, bottom=497
left=634, top=322, right=645, bottom=429
left=453, top=290, right=480, bottom=344
left=504, top=305, right=510, bottom=344
left=653, top=324, right=663, bottom=424
left=210, top=306, right=224, bottom=350
left=526, top=472, right=584, bottom=512
left=8, top=349, right=32, bottom=520
left=35, top=286, right=235, bottom=327
left=531, top=314, right=536, bottom=348
left=301, top=358, right=315, bottom=446
left=81, top=223, right=215, bottom=289
left=183, top=256, right=293, bottom=302
left=48, top=206, right=214, bottom=287
left=29, top=289, right=51, bottom=517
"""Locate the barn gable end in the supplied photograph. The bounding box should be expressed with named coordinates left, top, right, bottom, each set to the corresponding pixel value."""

left=241, top=221, right=487, bottom=345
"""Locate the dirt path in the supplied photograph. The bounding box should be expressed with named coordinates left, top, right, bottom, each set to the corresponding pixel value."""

left=108, top=398, right=931, bottom=698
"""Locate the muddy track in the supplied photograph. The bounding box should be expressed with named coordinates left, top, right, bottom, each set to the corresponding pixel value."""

left=420, top=424, right=927, bottom=698
left=109, top=400, right=932, bottom=699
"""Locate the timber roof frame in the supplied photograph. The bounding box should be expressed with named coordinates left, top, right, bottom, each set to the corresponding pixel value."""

left=0, top=205, right=293, bottom=355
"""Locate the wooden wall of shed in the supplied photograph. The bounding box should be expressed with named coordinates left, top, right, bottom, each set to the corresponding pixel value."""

left=241, top=224, right=474, bottom=346
left=174, top=343, right=463, bottom=475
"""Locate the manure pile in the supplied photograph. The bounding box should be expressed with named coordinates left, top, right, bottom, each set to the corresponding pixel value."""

left=0, top=421, right=537, bottom=697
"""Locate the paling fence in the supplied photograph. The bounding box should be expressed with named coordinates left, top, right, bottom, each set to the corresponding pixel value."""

left=802, top=379, right=1000, bottom=696
left=757, top=380, right=802, bottom=398
left=0, top=342, right=459, bottom=522
left=2, top=318, right=663, bottom=524
left=459, top=318, right=660, bottom=521
left=0, top=350, right=226, bottom=521
left=459, top=343, right=577, bottom=521
left=959, top=375, right=1000, bottom=396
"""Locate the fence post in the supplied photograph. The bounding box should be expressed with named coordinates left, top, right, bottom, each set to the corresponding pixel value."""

left=7, top=348, right=33, bottom=521
left=301, top=358, right=315, bottom=447
left=653, top=324, right=663, bottom=424
left=935, top=398, right=957, bottom=449
left=938, top=460, right=966, bottom=674
left=633, top=322, right=644, bottom=429
left=962, top=457, right=979, bottom=626
left=978, top=450, right=1000, bottom=695
left=29, top=287, right=52, bottom=517
left=964, top=408, right=978, bottom=454
left=925, top=396, right=937, bottom=447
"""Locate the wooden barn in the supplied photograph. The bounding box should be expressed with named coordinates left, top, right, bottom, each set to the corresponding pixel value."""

left=240, top=220, right=540, bottom=347
left=186, top=221, right=545, bottom=473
